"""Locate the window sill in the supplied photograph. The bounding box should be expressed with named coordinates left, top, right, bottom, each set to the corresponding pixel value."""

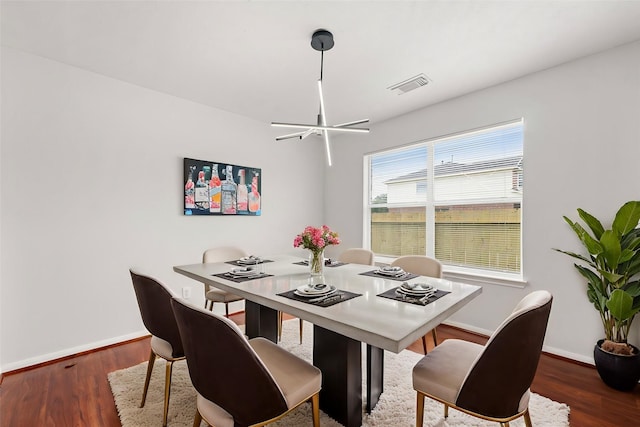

left=443, top=269, right=527, bottom=289
left=374, top=256, right=527, bottom=288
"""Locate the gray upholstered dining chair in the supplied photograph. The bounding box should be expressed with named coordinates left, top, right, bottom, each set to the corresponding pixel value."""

left=412, top=290, right=553, bottom=427
left=130, top=270, right=186, bottom=427
left=170, top=297, right=321, bottom=427
left=202, top=246, right=248, bottom=317
left=390, top=255, right=443, bottom=354
left=338, top=248, right=375, bottom=266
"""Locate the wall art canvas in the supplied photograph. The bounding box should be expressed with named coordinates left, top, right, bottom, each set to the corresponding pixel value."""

left=184, top=157, right=261, bottom=216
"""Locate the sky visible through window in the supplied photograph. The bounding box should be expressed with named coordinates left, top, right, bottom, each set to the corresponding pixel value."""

left=370, top=123, right=523, bottom=200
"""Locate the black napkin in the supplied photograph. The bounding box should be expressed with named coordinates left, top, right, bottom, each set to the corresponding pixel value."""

left=225, top=258, right=274, bottom=266
left=377, top=287, right=449, bottom=306
left=359, top=269, right=419, bottom=281
left=292, top=260, right=347, bottom=268
left=277, top=289, right=361, bottom=307
left=211, top=272, right=273, bottom=283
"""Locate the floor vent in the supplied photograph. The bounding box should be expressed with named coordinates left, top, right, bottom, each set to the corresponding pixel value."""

left=388, top=74, right=431, bottom=94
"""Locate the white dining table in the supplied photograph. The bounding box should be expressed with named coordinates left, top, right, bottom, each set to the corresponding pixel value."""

left=174, top=255, right=481, bottom=427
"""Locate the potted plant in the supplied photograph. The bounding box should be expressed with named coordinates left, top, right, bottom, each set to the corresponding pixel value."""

left=555, top=200, right=640, bottom=390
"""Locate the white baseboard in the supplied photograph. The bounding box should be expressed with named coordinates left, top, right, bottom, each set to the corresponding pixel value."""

left=442, top=320, right=596, bottom=366
left=1, top=329, right=148, bottom=374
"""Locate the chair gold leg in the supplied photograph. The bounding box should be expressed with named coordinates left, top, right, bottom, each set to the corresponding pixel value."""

left=444, top=403, right=449, bottom=418
left=523, top=408, right=533, bottom=427
left=311, top=393, right=320, bottom=427
left=415, top=392, right=425, bottom=427
left=224, top=302, right=230, bottom=318
left=421, top=336, right=428, bottom=354
left=277, top=311, right=283, bottom=341
left=163, top=360, right=174, bottom=427
left=299, top=318, right=304, bottom=344
left=500, top=423, right=510, bottom=427
left=193, top=408, right=203, bottom=427
left=140, top=350, right=156, bottom=407
left=431, top=327, right=438, bottom=346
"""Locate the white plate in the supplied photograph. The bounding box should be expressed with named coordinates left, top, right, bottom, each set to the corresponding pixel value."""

left=228, top=267, right=260, bottom=276
left=401, top=282, right=434, bottom=292
left=375, top=269, right=407, bottom=277
left=396, top=287, right=435, bottom=297
left=295, top=284, right=336, bottom=296
left=237, top=257, right=262, bottom=265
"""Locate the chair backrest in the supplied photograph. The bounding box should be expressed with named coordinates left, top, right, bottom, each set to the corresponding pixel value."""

left=130, top=270, right=184, bottom=358
left=170, top=297, right=288, bottom=426
left=455, top=290, right=553, bottom=418
left=202, top=246, right=248, bottom=264
left=391, top=255, right=442, bottom=278
left=338, top=248, right=375, bottom=265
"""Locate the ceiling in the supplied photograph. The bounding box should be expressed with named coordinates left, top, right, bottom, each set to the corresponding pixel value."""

left=3, top=1, right=640, bottom=130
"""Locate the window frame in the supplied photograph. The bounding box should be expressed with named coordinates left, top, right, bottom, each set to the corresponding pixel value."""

left=363, top=119, right=525, bottom=286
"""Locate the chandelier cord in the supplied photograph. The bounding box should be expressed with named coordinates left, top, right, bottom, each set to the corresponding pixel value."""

left=320, top=48, right=324, bottom=81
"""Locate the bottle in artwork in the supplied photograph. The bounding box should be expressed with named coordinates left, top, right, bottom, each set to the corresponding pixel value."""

left=195, top=166, right=210, bottom=210
left=248, top=171, right=261, bottom=213
left=185, top=165, right=196, bottom=209
left=236, top=169, right=248, bottom=212
left=209, top=164, right=222, bottom=213
left=221, top=164, right=237, bottom=214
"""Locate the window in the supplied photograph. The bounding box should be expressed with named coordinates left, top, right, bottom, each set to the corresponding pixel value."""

left=365, top=119, right=523, bottom=276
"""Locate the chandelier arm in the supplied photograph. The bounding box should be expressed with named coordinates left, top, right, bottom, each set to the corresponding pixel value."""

left=335, top=119, right=370, bottom=128
left=271, top=122, right=369, bottom=133
left=317, top=79, right=332, bottom=166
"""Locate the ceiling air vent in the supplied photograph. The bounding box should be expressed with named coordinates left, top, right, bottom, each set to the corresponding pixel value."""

left=388, top=74, right=431, bottom=94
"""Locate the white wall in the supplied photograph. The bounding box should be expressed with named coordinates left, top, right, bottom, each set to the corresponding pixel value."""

left=0, top=47, right=325, bottom=372
left=325, top=40, right=640, bottom=363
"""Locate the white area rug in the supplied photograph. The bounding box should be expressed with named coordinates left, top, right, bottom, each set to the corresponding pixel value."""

left=109, top=320, right=569, bottom=426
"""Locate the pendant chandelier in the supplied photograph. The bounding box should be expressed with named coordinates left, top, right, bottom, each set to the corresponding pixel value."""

left=271, top=29, right=369, bottom=166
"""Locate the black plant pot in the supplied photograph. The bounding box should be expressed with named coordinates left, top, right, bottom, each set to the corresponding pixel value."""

left=594, top=339, right=640, bottom=391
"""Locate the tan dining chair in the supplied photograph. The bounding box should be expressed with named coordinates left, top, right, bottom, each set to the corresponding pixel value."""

left=202, top=246, right=248, bottom=317
left=390, top=255, right=443, bottom=354
left=338, top=248, right=375, bottom=266
left=170, top=297, right=321, bottom=427
left=412, top=290, right=552, bottom=427
left=130, top=270, right=186, bottom=427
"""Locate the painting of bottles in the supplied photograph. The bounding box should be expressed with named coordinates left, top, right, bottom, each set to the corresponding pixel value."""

left=184, top=158, right=261, bottom=216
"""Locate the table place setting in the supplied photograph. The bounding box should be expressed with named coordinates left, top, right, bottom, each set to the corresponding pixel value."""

left=211, top=266, right=273, bottom=283
left=278, top=282, right=361, bottom=307
left=292, top=258, right=347, bottom=268
left=377, top=281, right=450, bottom=306
left=359, top=266, right=419, bottom=281
left=226, top=255, right=274, bottom=266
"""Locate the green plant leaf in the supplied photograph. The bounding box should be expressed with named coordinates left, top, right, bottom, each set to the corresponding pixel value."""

left=619, top=249, right=636, bottom=264
left=600, top=230, right=621, bottom=270
left=622, top=280, right=640, bottom=297
left=606, top=289, right=634, bottom=321
left=553, top=248, right=597, bottom=267
left=599, top=269, right=624, bottom=284
left=587, top=283, right=607, bottom=312
left=578, top=208, right=605, bottom=240
left=621, top=228, right=640, bottom=251
left=612, top=201, right=640, bottom=236
left=563, top=217, right=603, bottom=255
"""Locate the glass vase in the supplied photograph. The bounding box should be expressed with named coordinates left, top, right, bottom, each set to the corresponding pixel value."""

left=309, top=249, right=325, bottom=276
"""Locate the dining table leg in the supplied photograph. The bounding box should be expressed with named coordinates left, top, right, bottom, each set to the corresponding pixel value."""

left=313, top=325, right=362, bottom=427
left=366, top=344, right=384, bottom=413
left=244, top=300, right=278, bottom=343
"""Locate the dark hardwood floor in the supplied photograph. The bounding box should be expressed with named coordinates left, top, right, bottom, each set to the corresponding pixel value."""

left=1, top=314, right=638, bottom=426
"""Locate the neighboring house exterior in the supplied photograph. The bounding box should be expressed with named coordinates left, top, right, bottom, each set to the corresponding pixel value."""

left=384, top=156, right=523, bottom=204
left=372, top=155, right=523, bottom=273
